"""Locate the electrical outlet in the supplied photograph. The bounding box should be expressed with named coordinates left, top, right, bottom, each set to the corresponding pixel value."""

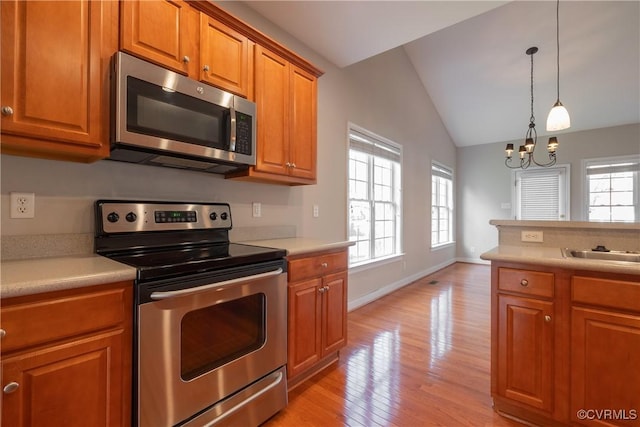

left=521, top=230, right=543, bottom=242
left=10, top=192, right=35, bottom=218
left=313, top=204, right=319, bottom=218
left=252, top=202, right=261, bottom=218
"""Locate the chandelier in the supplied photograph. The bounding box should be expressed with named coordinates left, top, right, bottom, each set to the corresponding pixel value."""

left=505, top=47, right=558, bottom=169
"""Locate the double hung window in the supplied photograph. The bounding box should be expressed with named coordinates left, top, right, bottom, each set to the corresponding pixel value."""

left=348, top=125, right=402, bottom=266
left=431, top=163, right=454, bottom=247
left=585, top=156, right=639, bottom=222
left=513, top=166, right=569, bottom=220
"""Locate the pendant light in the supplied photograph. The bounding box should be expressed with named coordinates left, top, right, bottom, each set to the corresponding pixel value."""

left=546, top=0, right=570, bottom=131
left=505, top=47, right=558, bottom=169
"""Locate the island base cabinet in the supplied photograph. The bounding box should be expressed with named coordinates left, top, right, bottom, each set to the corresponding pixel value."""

left=1, top=330, right=127, bottom=427
left=571, top=307, right=640, bottom=426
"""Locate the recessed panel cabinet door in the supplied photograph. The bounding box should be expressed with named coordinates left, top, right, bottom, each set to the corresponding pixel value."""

left=571, top=307, right=640, bottom=426
left=322, top=271, right=347, bottom=354
left=289, top=65, right=317, bottom=180
left=497, top=294, right=554, bottom=412
left=287, top=277, right=322, bottom=378
left=120, top=0, right=198, bottom=76
left=0, top=0, right=116, bottom=161
left=254, top=45, right=290, bottom=176
left=1, top=330, right=127, bottom=427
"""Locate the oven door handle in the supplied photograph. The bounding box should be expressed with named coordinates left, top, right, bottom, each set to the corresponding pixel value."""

left=149, top=268, right=283, bottom=300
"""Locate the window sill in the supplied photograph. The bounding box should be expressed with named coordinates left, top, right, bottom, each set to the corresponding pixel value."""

left=349, top=253, right=405, bottom=274
left=431, top=242, right=455, bottom=251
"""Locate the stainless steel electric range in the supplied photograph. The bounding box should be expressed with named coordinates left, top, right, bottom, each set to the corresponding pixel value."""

left=95, top=200, right=288, bottom=427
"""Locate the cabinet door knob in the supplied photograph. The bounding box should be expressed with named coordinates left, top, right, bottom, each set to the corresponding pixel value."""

left=0, top=329, right=5, bottom=339
left=183, top=55, right=190, bottom=64
left=544, top=315, right=551, bottom=323
left=1, top=106, right=14, bottom=116
left=520, top=279, right=529, bottom=287
left=291, top=163, right=297, bottom=168
left=321, top=262, right=328, bottom=268
left=3, top=382, right=19, bottom=394
left=203, top=65, right=210, bottom=72
left=285, top=162, right=291, bottom=167
left=318, top=287, right=325, bottom=294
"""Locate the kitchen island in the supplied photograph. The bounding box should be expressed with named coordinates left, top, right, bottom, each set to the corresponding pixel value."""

left=481, top=220, right=639, bottom=427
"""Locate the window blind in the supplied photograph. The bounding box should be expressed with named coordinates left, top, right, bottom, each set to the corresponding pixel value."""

left=349, top=129, right=401, bottom=163
left=518, top=170, right=561, bottom=220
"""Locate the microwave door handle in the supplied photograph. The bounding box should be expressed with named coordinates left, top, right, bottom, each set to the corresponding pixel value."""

left=228, top=106, right=236, bottom=152
left=149, top=268, right=283, bottom=300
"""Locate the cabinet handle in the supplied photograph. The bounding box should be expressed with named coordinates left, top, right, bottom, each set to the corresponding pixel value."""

left=544, top=315, right=551, bottom=323
left=321, top=262, right=328, bottom=268
left=291, top=163, right=297, bottom=168
left=323, top=286, right=329, bottom=292
left=1, top=106, right=13, bottom=116
left=0, top=329, right=5, bottom=339
left=520, top=279, right=529, bottom=287
left=285, top=162, right=291, bottom=167
left=3, top=382, right=19, bottom=394
left=203, top=65, right=210, bottom=72
left=318, top=287, right=325, bottom=294
left=183, top=55, right=190, bottom=64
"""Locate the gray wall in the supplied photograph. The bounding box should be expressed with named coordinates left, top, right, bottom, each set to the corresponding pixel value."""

left=0, top=1, right=457, bottom=309
left=456, top=123, right=640, bottom=261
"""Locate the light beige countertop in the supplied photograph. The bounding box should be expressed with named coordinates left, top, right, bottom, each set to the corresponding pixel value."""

left=481, top=245, right=640, bottom=276
left=1, top=255, right=137, bottom=299
left=239, top=238, right=354, bottom=256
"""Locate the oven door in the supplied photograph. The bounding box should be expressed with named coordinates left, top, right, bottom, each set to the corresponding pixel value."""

left=137, top=265, right=287, bottom=427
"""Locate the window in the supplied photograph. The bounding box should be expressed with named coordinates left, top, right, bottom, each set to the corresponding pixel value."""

left=513, top=165, right=569, bottom=220
left=431, top=162, right=454, bottom=247
left=348, top=125, right=402, bottom=266
left=584, top=155, right=639, bottom=222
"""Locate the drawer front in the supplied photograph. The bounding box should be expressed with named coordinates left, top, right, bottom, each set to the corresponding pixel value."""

left=572, top=276, right=640, bottom=312
left=288, top=250, right=348, bottom=283
left=498, top=268, right=554, bottom=298
left=1, top=284, right=130, bottom=354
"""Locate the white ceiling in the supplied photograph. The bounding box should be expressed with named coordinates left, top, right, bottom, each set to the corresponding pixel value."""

left=243, top=1, right=640, bottom=147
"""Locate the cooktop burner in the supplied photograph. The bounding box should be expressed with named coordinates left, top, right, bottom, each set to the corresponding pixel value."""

left=94, top=200, right=286, bottom=282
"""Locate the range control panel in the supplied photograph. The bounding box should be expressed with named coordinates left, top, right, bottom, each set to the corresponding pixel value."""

left=96, top=201, right=232, bottom=234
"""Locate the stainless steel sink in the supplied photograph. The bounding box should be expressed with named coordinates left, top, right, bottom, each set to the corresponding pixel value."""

left=562, top=248, right=640, bottom=263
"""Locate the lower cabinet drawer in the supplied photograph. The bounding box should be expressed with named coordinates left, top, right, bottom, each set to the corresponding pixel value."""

left=288, top=250, right=348, bottom=282
left=498, top=267, right=554, bottom=298
left=572, top=276, right=640, bottom=312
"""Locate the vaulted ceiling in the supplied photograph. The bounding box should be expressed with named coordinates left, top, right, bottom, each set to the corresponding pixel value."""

left=243, top=1, right=640, bottom=147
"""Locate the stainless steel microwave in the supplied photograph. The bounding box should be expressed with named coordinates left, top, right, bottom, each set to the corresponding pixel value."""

left=109, top=52, right=256, bottom=174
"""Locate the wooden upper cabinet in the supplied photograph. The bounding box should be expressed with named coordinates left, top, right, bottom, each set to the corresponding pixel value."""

left=200, top=14, right=251, bottom=98
left=0, top=0, right=117, bottom=162
left=120, top=0, right=198, bottom=76
left=254, top=45, right=290, bottom=177
left=229, top=45, right=318, bottom=185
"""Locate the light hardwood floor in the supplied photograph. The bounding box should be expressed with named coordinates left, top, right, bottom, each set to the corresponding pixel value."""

left=265, top=262, right=522, bottom=426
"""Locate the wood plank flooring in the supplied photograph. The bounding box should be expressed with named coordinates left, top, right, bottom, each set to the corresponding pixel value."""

left=264, top=263, right=522, bottom=426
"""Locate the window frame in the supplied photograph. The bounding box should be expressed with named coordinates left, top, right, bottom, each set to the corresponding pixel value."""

left=431, top=161, right=455, bottom=249
left=347, top=123, right=403, bottom=268
left=582, top=154, right=640, bottom=222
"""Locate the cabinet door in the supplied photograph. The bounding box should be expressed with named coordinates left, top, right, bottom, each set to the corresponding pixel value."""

left=254, top=45, right=290, bottom=176
left=322, top=271, right=347, bottom=355
left=571, top=307, right=640, bottom=426
left=287, top=278, right=322, bottom=378
left=497, top=294, right=554, bottom=412
left=1, top=330, right=129, bottom=427
left=120, top=0, right=198, bottom=76
left=0, top=0, right=116, bottom=161
left=289, top=65, right=317, bottom=180
left=200, top=14, right=250, bottom=97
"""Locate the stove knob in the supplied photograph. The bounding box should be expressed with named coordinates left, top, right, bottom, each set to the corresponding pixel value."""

left=209, top=212, right=217, bottom=221
left=126, top=212, right=137, bottom=222
left=220, top=212, right=228, bottom=221
left=107, top=212, right=119, bottom=223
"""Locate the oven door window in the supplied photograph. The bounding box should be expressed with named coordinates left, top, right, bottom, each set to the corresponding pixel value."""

left=180, top=293, right=265, bottom=381
left=126, top=76, right=229, bottom=149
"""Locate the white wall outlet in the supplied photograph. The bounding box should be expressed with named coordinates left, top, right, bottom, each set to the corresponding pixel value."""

left=10, top=192, right=35, bottom=218
left=252, top=202, right=261, bottom=218
left=313, top=204, right=319, bottom=218
left=521, top=230, right=543, bottom=242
